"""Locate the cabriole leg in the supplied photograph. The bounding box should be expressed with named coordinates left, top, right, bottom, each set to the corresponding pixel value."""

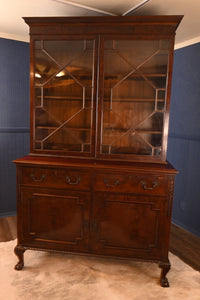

left=159, top=260, right=171, bottom=287
left=14, top=245, right=26, bottom=270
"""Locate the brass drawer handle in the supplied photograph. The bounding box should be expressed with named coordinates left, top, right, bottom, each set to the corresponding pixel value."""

left=103, top=179, right=120, bottom=188
left=140, top=180, right=158, bottom=190
left=30, top=174, right=46, bottom=182
left=65, top=176, right=81, bottom=185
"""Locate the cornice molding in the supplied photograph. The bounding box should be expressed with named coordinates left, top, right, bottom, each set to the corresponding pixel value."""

left=1, top=31, right=200, bottom=49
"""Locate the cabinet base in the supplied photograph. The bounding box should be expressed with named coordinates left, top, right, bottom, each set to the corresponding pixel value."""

left=14, top=244, right=171, bottom=287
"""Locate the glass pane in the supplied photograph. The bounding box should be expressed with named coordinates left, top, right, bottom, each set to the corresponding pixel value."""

left=101, top=39, right=170, bottom=157
left=34, top=39, right=95, bottom=153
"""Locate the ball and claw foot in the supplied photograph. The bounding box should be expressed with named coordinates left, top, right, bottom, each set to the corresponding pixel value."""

left=15, top=262, right=24, bottom=270
left=160, top=276, right=170, bottom=287
left=14, top=245, right=26, bottom=271
left=159, top=261, right=171, bottom=287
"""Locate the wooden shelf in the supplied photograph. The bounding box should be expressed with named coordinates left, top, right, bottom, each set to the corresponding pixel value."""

left=35, top=97, right=165, bottom=103
left=104, top=98, right=165, bottom=103
left=105, top=73, right=167, bottom=78
left=36, top=126, right=162, bottom=134
left=36, top=126, right=91, bottom=131
left=135, top=130, right=162, bottom=134
left=36, top=96, right=92, bottom=101
left=34, top=141, right=91, bottom=151
left=103, top=128, right=162, bottom=134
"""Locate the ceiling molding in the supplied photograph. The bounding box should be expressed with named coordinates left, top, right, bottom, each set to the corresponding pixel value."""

left=52, top=0, right=118, bottom=16
left=175, top=36, right=200, bottom=50
left=0, top=32, right=29, bottom=43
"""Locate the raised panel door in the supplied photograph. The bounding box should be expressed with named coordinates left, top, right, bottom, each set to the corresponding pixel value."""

left=91, top=193, right=166, bottom=260
left=20, top=187, right=90, bottom=252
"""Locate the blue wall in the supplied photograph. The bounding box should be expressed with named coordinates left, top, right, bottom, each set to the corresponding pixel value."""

left=167, top=42, right=200, bottom=237
left=0, top=38, right=29, bottom=217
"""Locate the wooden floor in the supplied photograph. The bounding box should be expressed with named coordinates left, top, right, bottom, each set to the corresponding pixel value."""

left=170, top=223, right=200, bottom=272
left=0, top=216, right=17, bottom=243
left=1, top=216, right=200, bottom=272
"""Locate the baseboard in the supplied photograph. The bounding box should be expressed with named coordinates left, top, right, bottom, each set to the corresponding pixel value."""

left=172, top=220, right=200, bottom=239
left=0, top=211, right=17, bottom=219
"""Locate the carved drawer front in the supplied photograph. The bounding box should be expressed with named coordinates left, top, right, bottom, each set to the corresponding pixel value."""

left=129, top=175, right=169, bottom=196
left=93, top=173, right=131, bottom=193
left=94, top=173, right=169, bottom=195
left=19, top=167, right=91, bottom=190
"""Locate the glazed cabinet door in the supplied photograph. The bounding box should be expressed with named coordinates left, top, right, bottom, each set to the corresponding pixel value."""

left=19, top=187, right=90, bottom=253
left=98, top=38, right=172, bottom=162
left=32, top=38, right=98, bottom=156
left=91, top=193, right=167, bottom=260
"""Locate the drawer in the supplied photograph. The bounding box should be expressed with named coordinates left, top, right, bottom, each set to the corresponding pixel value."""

left=131, top=175, right=169, bottom=196
left=93, top=174, right=130, bottom=192
left=19, top=167, right=91, bottom=190
left=93, top=173, right=169, bottom=196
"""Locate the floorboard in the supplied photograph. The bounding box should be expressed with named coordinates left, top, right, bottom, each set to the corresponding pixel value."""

left=0, top=216, right=17, bottom=242
left=170, top=223, right=200, bottom=272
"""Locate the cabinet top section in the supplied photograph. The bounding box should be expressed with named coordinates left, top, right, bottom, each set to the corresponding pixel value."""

left=23, top=15, right=183, bottom=37
left=23, top=15, right=183, bottom=26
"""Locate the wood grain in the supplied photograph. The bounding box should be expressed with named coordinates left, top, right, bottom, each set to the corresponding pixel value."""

left=0, top=216, right=17, bottom=242
left=0, top=216, right=199, bottom=272
left=170, top=223, right=200, bottom=272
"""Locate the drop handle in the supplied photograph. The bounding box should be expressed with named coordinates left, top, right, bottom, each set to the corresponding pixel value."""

left=30, top=174, right=46, bottom=182
left=140, top=180, right=158, bottom=190
left=103, top=179, right=120, bottom=188
left=65, top=176, right=81, bottom=185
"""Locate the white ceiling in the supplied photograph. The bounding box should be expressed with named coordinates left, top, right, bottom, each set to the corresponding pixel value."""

left=1, top=0, right=200, bottom=48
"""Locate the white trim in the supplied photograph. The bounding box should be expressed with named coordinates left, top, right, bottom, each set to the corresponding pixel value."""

left=175, top=36, right=200, bottom=50
left=122, top=0, right=151, bottom=16
left=52, top=0, right=117, bottom=16
left=0, top=32, right=29, bottom=43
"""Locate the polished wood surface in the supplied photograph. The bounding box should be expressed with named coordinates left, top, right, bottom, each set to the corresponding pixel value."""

left=20, top=188, right=90, bottom=253
left=24, top=15, right=183, bottom=37
left=1, top=216, right=200, bottom=272
left=14, top=157, right=176, bottom=287
left=13, top=16, right=183, bottom=287
left=14, top=155, right=178, bottom=174
left=23, top=15, right=183, bottom=163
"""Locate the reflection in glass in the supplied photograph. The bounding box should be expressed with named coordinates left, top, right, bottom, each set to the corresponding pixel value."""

left=101, top=39, right=170, bottom=157
left=34, top=39, right=95, bottom=153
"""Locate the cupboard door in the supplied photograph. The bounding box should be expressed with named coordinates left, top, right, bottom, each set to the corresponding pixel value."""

left=91, top=193, right=166, bottom=260
left=20, top=188, right=90, bottom=252
left=98, top=38, right=171, bottom=162
left=33, top=38, right=98, bottom=156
